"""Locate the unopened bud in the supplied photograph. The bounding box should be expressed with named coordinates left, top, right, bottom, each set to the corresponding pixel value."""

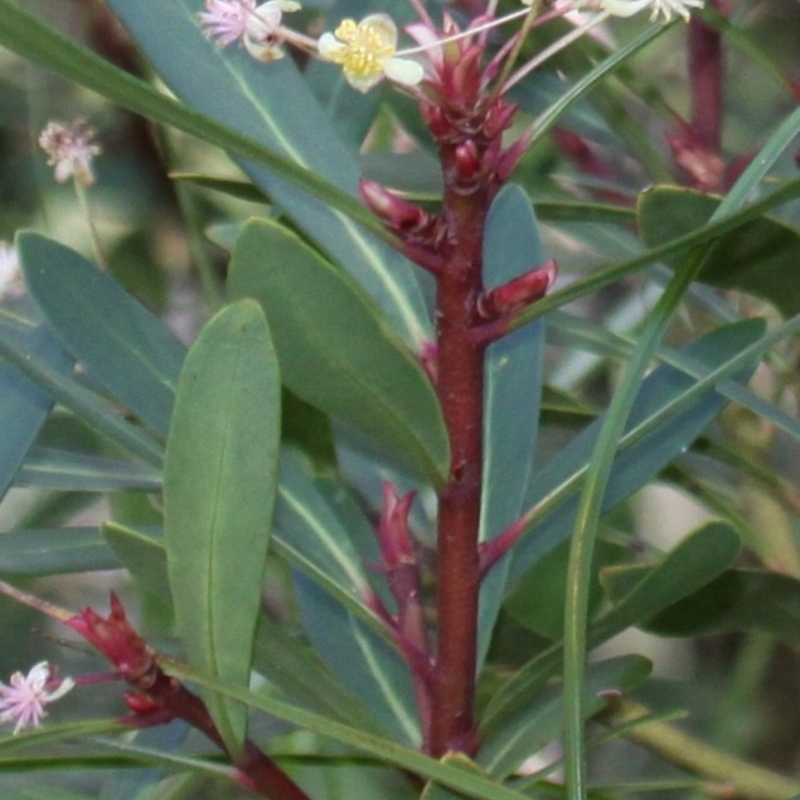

left=483, top=101, right=518, bottom=140
left=479, top=259, right=557, bottom=319
left=452, top=139, right=482, bottom=186
left=449, top=45, right=483, bottom=104
left=360, top=180, right=432, bottom=235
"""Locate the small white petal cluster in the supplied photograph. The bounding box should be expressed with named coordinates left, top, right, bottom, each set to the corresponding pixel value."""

left=520, top=0, right=704, bottom=22
left=0, top=662, right=74, bottom=735
left=198, top=0, right=301, bottom=60
left=38, top=120, right=101, bottom=186
left=0, top=241, right=24, bottom=301
left=601, top=0, right=704, bottom=22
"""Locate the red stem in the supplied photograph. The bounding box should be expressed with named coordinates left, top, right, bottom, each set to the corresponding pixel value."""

left=429, top=148, right=489, bottom=758
left=688, top=2, right=724, bottom=152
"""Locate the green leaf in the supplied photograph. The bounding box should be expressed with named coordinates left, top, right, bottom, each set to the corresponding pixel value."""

left=252, top=616, right=384, bottom=734
left=0, top=320, right=164, bottom=468
left=229, top=219, right=449, bottom=486
left=103, top=0, right=430, bottom=346
left=478, top=185, right=546, bottom=667
left=595, top=522, right=742, bottom=637
left=479, top=655, right=651, bottom=779
left=420, top=755, right=493, bottom=800
left=508, top=319, right=765, bottom=581
left=16, top=448, right=162, bottom=492
left=19, top=233, right=186, bottom=438
left=481, top=523, right=741, bottom=732
left=0, top=528, right=120, bottom=575
left=638, top=187, right=800, bottom=317
left=294, top=572, right=420, bottom=746
left=504, top=538, right=626, bottom=640
left=164, top=300, right=281, bottom=754
left=159, top=662, right=537, bottom=800
left=102, top=523, right=170, bottom=604
left=604, top=566, right=800, bottom=646
left=0, top=324, right=72, bottom=501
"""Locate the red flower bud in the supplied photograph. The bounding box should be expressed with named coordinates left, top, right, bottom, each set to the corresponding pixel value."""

left=66, top=593, right=153, bottom=682
left=453, top=139, right=482, bottom=186
left=377, top=482, right=417, bottom=570
left=479, top=259, right=557, bottom=319
left=359, top=179, right=432, bottom=235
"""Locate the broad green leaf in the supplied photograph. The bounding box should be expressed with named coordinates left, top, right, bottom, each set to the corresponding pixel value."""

left=0, top=320, right=164, bottom=468
left=508, top=319, right=765, bottom=581
left=638, top=187, right=800, bottom=317
left=479, top=655, right=651, bottom=779
left=477, top=185, right=546, bottom=668
left=482, top=523, right=741, bottom=732
left=274, top=450, right=374, bottom=606
left=229, top=219, right=449, bottom=486
left=504, top=538, right=626, bottom=640
left=603, top=566, right=800, bottom=646
left=103, top=0, right=430, bottom=346
left=508, top=176, right=800, bottom=331
left=420, top=755, right=492, bottom=800
left=102, top=523, right=170, bottom=604
left=160, top=659, right=536, bottom=800
left=0, top=324, right=72, bottom=500
left=164, top=300, right=280, bottom=754
left=0, top=528, right=120, bottom=575
left=19, top=233, right=186, bottom=438
left=16, top=448, right=161, bottom=492
left=253, top=615, right=384, bottom=734
left=294, top=572, right=421, bottom=747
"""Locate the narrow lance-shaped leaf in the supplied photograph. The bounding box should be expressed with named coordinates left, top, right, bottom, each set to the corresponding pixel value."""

left=229, top=219, right=449, bottom=487
left=477, top=185, right=546, bottom=668
left=19, top=233, right=186, bottom=439
left=638, top=187, right=800, bottom=318
left=0, top=322, right=72, bottom=501
left=508, top=319, right=766, bottom=581
left=164, top=300, right=281, bottom=754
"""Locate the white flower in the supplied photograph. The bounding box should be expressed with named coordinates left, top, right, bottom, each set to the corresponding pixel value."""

left=244, top=1, right=301, bottom=61
left=198, top=0, right=255, bottom=47
left=197, top=0, right=300, bottom=58
left=0, top=241, right=24, bottom=300
left=38, top=120, right=101, bottom=186
left=600, top=0, right=704, bottom=22
left=0, top=662, right=74, bottom=735
left=318, top=14, right=425, bottom=93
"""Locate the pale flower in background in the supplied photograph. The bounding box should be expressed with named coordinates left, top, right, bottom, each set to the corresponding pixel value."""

left=318, top=15, right=424, bottom=93
left=197, top=0, right=256, bottom=47
left=599, top=0, right=704, bottom=21
left=519, top=0, right=704, bottom=22
left=244, top=1, right=301, bottom=61
left=0, top=662, right=74, bottom=735
left=198, top=0, right=300, bottom=57
left=0, top=241, right=24, bottom=300
left=38, top=120, right=101, bottom=186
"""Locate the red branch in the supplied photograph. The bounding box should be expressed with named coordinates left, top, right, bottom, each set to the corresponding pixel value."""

left=429, top=147, right=489, bottom=758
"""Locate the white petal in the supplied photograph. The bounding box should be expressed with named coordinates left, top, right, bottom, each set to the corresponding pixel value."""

left=317, top=32, right=343, bottom=61
left=601, top=0, right=653, bottom=17
left=383, top=57, right=425, bottom=88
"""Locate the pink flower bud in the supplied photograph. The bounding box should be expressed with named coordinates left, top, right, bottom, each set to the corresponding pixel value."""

left=453, top=139, right=482, bottom=185
left=479, top=259, right=557, bottom=319
left=483, top=101, right=518, bottom=140
left=66, top=593, right=153, bottom=682
left=359, top=179, right=432, bottom=235
left=377, top=482, right=416, bottom=569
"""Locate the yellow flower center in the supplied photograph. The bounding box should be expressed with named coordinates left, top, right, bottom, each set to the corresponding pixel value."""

left=332, top=19, right=396, bottom=80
